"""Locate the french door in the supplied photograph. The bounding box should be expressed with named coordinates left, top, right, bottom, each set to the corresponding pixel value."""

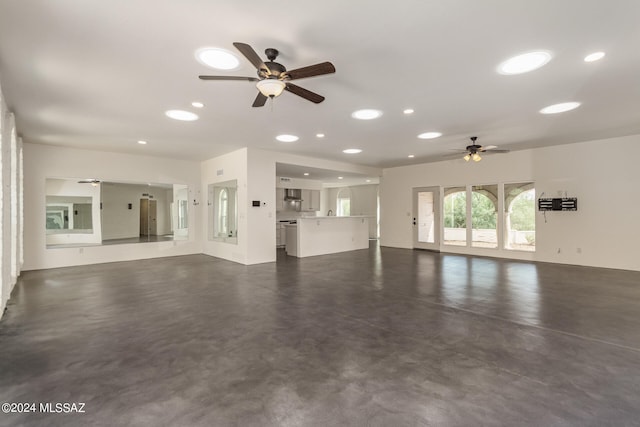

left=412, top=187, right=440, bottom=251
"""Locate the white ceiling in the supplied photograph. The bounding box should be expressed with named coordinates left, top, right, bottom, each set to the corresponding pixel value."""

left=1, top=0, right=639, bottom=172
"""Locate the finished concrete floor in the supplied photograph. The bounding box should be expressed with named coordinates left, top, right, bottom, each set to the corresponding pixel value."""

left=1, top=243, right=640, bottom=426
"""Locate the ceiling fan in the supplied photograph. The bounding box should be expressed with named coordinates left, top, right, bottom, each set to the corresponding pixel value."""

left=452, top=136, right=510, bottom=162
left=199, top=42, right=336, bottom=107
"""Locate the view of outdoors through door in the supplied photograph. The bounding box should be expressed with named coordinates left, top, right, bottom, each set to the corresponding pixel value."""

left=413, top=187, right=439, bottom=250
left=443, top=183, right=535, bottom=251
left=472, top=184, right=498, bottom=248
left=443, top=187, right=466, bottom=246
left=505, top=183, right=535, bottom=251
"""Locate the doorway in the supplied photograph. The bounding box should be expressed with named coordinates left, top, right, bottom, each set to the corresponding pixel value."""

left=412, top=187, right=440, bottom=251
left=140, top=199, right=157, bottom=236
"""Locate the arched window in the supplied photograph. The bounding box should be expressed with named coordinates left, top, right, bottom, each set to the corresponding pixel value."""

left=504, top=184, right=535, bottom=251
left=337, top=188, right=351, bottom=216
left=218, top=189, right=228, bottom=235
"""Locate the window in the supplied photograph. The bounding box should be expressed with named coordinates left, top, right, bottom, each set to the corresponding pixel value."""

left=442, top=183, right=535, bottom=251
left=443, top=187, right=466, bottom=246
left=472, top=184, right=498, bottom=248
left=337, top=188, right=351, bottom=216
left=504, top=183, right=535, bottom=251
left=218, top=188, right=228, bottom=236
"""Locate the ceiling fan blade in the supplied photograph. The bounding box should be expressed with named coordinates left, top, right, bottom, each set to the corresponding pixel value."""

left=233, top=42, right=271, bottom=76
left=480, top=145, right=510, bottom=153
left=199, top=75, right=259, bottom=81
left=252, top=92, right=268, bottom=108
left=284, top=62, right=336, bottom=80
left=285, top=83, right=325, bottom=104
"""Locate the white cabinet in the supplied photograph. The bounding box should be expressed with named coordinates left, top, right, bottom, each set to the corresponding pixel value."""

left=300, top=189, right=320, bottom=212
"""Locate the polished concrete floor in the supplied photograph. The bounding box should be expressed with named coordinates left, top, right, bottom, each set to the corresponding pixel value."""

left=1, top=243, right=640, bottom=426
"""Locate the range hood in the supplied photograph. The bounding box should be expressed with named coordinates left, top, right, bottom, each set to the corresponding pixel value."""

left=284, top=188, right=302, bottom=201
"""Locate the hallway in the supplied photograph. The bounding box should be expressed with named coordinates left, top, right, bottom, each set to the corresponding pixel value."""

left=1, top=244, right=640, bottom=426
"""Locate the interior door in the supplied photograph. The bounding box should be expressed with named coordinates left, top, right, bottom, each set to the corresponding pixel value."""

left=412, top=187, right=440, bottom=251
left=148, top=200, right=157, bottom=236
left=140, top=199, right=149, bottom=236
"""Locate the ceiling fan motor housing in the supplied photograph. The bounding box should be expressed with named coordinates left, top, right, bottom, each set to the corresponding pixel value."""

left=260, top=61, right=286, bottom=79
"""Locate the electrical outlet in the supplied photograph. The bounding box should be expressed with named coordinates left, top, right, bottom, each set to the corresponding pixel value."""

left=576, top=247, right=582, bottom=254
left=557, top=248, right=561, bottom=254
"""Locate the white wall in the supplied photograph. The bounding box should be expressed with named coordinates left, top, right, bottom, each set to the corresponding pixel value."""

left=381, top=134, right=640, bottom=271
left=23, top=143, right=201, bottom=270
left=201, top=148, right=249, bottom=264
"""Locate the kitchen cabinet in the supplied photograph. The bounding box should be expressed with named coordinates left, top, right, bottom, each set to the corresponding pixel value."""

left=275, top=188, right=285, bottom=212
left=300, top=189, right=320, bottom=212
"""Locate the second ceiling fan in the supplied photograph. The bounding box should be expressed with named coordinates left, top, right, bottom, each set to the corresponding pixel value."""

left=199, top=42, right=336, bottom=107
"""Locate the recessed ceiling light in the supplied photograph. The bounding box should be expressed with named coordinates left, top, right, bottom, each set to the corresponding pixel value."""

left=316, top=133, right=325, bottom=138
left=366, top=179, right=371, bottom=183
left=137, top=140, right=147, bottom=145
left=497, top=51, right=552, bottom=75
left=196, top=48, right=240, bottom=70
left=408, top=154, right=415, bottom=158
left=584, top=51, right=605, bottom=62
left=191, top=102, right=204, bottom=108
left=343, top=148, right=362, bottom=154
left=351, top=109, right=383, bottom=120
left=417, top=132, right=442, bottom=139
left=165, top=110, right=199, bottom=121
left=338, top=176, right=344, bottom=180
left=276, top=134, right=299, bottom=142
left=403, top=109, right=414, bottom=115
left=539, top=102, right=581, bottom=114
left=303, top=172, right=310, bottom=176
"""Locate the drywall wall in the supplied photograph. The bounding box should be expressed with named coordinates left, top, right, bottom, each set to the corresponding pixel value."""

left=201, top=148, right=249, bottom=264
left=247, top=149, right=277, bottom=264
left=23, top=143, right=201, bottom=270
left=380, top=134, right=640, bottom=271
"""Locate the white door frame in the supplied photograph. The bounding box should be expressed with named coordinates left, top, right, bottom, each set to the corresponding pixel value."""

left=412, top=186, right=440, bottom=251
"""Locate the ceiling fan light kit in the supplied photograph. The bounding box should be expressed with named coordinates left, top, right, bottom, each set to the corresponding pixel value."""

left=256, top=79, right=286, bottom=98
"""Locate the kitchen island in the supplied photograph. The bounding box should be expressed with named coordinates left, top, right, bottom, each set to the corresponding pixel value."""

left=285, top=216, right=369, bottom=258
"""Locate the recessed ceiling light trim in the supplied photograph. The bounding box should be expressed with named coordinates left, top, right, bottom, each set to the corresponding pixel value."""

left=276, top=134, right=299, bottom=142
left=316, top=133, right=325, bottom=138
left=137, top=140, right=147, bottom=145
left=343, top=148, right=362, bottom=154
left=191, top=102, right=204, bottom=108
left=417, top=132, right=442, bottom=139
left=403, top=109, right=414, bottom=115
left=539, top=102, right=581, bottom=114
left=165, top=110, right=199, bottom=121
left=351, top=109, right=383, bottom=120
left=497, top=50, right=552, bottom=75
left=196, top=47, right=240, bottom=70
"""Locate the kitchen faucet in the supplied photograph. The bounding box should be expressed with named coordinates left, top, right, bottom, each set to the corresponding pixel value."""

left=327, top=209, right=333, bottom=216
